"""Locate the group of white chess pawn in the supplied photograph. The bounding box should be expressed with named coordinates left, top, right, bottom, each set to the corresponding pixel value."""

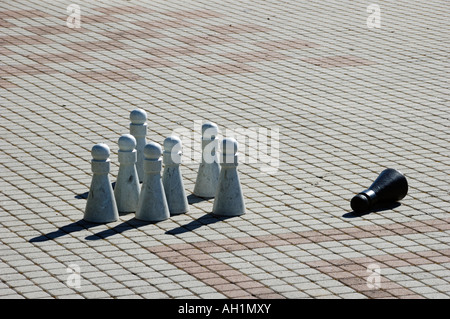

left=83, top=109, right=245, bottom=224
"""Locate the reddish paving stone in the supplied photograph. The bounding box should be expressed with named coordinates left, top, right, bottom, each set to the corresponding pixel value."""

left=287, top=237, right=312, bottom=245
left=277, top=232, right=303, bottom=240
left=202, top=277, right=230, bottom=286
left=246, top=287, right=281, bottom=298
left=396, top=252, right=420, bottom=260
left=199, top=245, right=228, bottom=254
left=1, top=9, right=52, bottom=19
left=188, top=266, right=212, bottom=275
left=435, top=223, right=450, bottom=231
left=329, top=234, right=354, bottom=241
left=0, top=79, right=18, bottom=89
left=197, top=258, right=223, bottom=267
left=193, top=271, right=221, bottom=281
left=206, top=263, right=234, bottom=272
left=364, top=290, right=394, bottom=299
left=416, top=250, right=442, bottom=258
left=242, top=240, right=271, bottom=249
left=180, top=248, right=206, bottom=258
left=165, top=255, right=192, bottom=263
left=227, top=275, right=255, bottom=283
left=0, top=17, right=15, bottom=28
left=407, top=257, right=431, bottom=265
left=0, top=34, right=54, bottom=46
left=148, top=218, right=449, bottom=298
left=101, top=28, right=165, bottom=41
left=222, top=289, right=254, bottom=298
left=440, top=249, right=450, bottom=256
left=383, top=259, right=411, bottom=268
left=214, top=283, right=241, bottom=292
left=69, top=70, right=144, bottom=83
left=175, top=34, right=239, bottom=46
left=392, top=227, right=417, bottom=235
left=192, top=241, right=217, bottom=249
left=156, top=250, right=182, bottom=258
left=304, top=249, right=450, bottom=298
left=237, top=280, right=266, bottom=290
left=370, top=229, right=397, bottom=237
left=254, top=38, right=320, bottom=50
left=429, top=256, right=450, bottom=263
left=372, top=254, right=399, bottom=262
left=215, top=239, right=239, bottom=247
left=258, top=293, right=286, bottom=299
left=319, top=228, right=344, bottom=236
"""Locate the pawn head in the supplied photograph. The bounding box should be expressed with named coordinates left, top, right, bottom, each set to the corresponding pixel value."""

left=144, top=142, right=162, bottom=160
left=130, top=109, right=147, bottom=124
left=350, top=194, right=371, bottom=214
left=221, top=138, right=239, bottom=165
left=222, top=138, right=238, bottom=155
left=118, top=134, right=136, bottom=152
left=202, top=122, right=218, bottom=139
left=163, top=135, right=182, bottom=151
left=91, top=143, right=110, bottom=161
left=164, top=136, right=182, bottom=164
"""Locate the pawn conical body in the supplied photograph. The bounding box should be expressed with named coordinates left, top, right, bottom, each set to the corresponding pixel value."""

left=84, top=144, right=119, bottom=223
left=193, top=123, right=220, bottom=198
left=212, top=138, right=245, bottom=217
left=351, top=168, right=408, bottom=213
left=114, top=134, right=140, bottom=213
left=135, top=142, right=170, bottom=222
left=162, top=136, right=189, bottom=216
left=129, top=109, right=148, bottom=183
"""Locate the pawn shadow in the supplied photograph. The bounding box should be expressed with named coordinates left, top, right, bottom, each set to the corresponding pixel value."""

left=85, top=218, right=153, bottom=240
left=166, top=213, right=233, bottom=235
left=342, top=202, right=401, bottom=218
left=187, top=193, right=211, bottom=205
left=29, top=220, right=101, bottom=243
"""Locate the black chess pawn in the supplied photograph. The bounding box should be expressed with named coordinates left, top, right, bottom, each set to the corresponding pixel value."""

left=350, top=168, right=408, bottom=214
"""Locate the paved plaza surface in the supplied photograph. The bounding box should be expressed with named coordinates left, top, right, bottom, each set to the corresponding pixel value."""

left=0, top=0, right=449, bottom=299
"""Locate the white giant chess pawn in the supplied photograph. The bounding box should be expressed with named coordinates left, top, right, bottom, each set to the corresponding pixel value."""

left=84, top=143, right=119, bottom=223
left=114, top=134, right=140, bottom=213
left=212, top=138, right=245, bottom=217
left=129, top=109, right=147, bottom=183
left=135, top=142, right=170, bottom=222
left=162, top=136, right=189, bottom=216
left=193, top=122, right=220, bottom=198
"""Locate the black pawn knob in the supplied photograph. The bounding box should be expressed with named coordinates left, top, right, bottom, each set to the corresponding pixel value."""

left=351, top=168, right=408, bottom=214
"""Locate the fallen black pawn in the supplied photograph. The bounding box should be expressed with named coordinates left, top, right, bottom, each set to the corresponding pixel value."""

left=350, top=168, right=408, bottom=214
